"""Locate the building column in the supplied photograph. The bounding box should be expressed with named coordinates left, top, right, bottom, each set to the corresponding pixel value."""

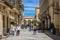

left=0, top=12, right=3, bottom=36
left=59, top=0, right=60, bottom=34
left=3, top=15, right=8, bottom=35
left=54, top=14, right=59, bottom=29
left=7, top=16, right=11, bottom=33
left=48, top=19, right=51, bottom=29
left=54, top=14, right=59, bottom=34
left=58, top=14, right=60, bottom=34
left=45, top=19, right=47, bottom=29
left=8, top=18, right=11, bottom=30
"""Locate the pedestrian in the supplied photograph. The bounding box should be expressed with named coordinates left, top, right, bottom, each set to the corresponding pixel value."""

left=11, top=25, right=15, bottom=36
left=49, top=23, right=56, bottom=35
left=33, top=24, right=36, bottom=35
left=16, top=25, right=20, bottom=36
left=29, top=24, right=32, bottom=31
left=21, top=23, right=24, bottom=29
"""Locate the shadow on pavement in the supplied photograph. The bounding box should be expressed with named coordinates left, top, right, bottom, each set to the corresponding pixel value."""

left=44, top=31, right=60, bottom=40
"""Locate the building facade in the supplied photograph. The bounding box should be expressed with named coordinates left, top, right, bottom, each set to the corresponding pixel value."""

left=24, top=16, right=35, bottom=24
left=35, top=6, right=40, bottom=22
left=40, top=0, right=50, bottom=29
left=0, top=0, right=24, bottom=37
left=40, top=0, right=60, bottom=33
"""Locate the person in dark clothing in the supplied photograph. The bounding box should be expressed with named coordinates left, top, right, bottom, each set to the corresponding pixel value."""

left=38, top=22, right=42, bottom=30
left=33, top=24, right=36, bottom=35
left=49, top=23, right=56, bottom=35
left=29, top=24, right=32, bottom=31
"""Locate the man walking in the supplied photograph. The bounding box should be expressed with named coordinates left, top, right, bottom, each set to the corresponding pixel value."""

left=16, top=25, right=20, bottom=36
left=49, top=23, right=56, bottom=35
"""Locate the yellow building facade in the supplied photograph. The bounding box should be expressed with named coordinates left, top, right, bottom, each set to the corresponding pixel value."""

left=0, top=2, right=19, bottom=35
left=0, top=0, right=24, bottom=37
left=0, top=12, right=3, bottom=37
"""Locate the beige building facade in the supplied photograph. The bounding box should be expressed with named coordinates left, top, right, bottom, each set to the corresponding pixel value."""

left=24, top=16, right=35, bottom=24
left=0, top=12, right=3, bottom=36
left=40, top=0, right=60, bottom=33
left=35, top=6, right=40, bottom=22
left=0, top=0, right=24, bottom=37
left=0, top=2, right=19, bottom=36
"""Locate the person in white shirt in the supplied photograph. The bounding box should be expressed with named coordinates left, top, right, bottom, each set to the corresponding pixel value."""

left=11, top=25, right=15, bottom=36
left=16, top=25, right=20, bottom=36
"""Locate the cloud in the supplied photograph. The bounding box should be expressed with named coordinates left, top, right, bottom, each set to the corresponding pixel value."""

left=24, top=13, right=35, bottom=17
left=24, top=12, right=35, bottom=13
left=24, top=8, right=35, bottom=10
left=24, top=4, right=36, bottom=7
left=23, top=0, right=39, bottom=7
left=24, top=10, right=35, bottom=12
left=24, top=10, right=35, bottom=14
left=22, top=0, right=40, bottom=17
left=24, top=6, right=36, bottom=8
left=23, top=0, right=40, bottom=4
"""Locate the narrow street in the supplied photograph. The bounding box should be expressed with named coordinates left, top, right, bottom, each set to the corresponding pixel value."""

left=2, top=28, right=53, bottom=40
left=0, top=0, right=60, bottom=40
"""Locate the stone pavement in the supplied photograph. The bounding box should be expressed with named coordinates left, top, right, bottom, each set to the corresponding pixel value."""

left=2, top=29, right=53, bottom=40
left=45, top=31, right=60, bottom=40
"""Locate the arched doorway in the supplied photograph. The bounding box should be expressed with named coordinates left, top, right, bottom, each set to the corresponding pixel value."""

left=28, top=20, right=31, bottom=24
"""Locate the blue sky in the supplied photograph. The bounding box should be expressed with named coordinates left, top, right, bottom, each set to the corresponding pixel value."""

left=22, top=0, right=40, bottom=17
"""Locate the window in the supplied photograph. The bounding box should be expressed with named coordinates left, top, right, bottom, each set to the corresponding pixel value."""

left=10, top=0, right=15, bottom=5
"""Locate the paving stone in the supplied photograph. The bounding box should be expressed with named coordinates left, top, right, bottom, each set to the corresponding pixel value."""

left=2, top=29, right=53, bottom=40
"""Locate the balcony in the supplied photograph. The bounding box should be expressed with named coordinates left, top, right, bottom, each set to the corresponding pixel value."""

left=4, top=1, right=13, bottom=9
